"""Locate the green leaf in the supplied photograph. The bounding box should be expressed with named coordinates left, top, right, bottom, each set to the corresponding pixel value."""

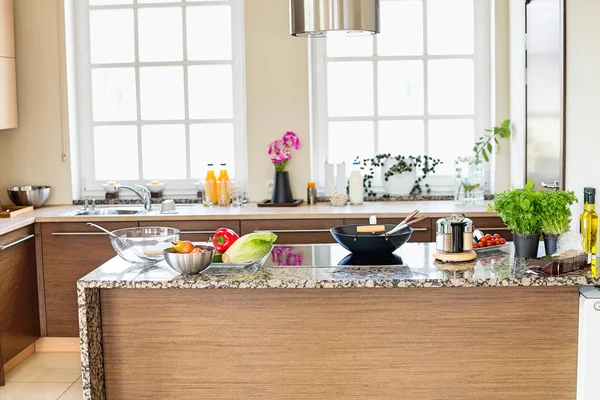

left=487, top=143, right=493, bottom=153
left=482, top=149, right=489, bottom=162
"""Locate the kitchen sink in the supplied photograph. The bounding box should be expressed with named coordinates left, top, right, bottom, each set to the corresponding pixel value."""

left=65, top=207, right=147, bottom=217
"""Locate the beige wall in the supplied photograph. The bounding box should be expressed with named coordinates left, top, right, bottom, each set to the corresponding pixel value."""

left=245, top=0, right=310, bottom=201
left=0, top=0, right=72, bottom=206
left=565, top=0, right=600, bottom=227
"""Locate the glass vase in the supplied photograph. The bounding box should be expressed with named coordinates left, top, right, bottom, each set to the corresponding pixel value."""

left=454, top=156, right=485, bottom=205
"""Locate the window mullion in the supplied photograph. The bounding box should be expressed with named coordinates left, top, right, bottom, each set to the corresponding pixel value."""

left=182, top=4, right=191, bottom=180
left=372, top=35, right=379, bottom=156
left=422, top=0, right=429, bottom=158
left=133, top=3, right=144, bottom=181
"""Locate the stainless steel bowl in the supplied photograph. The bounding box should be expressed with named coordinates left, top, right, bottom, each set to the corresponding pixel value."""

left=163, top=244, right=215, bottom=275
left=7, top=186, right=51, bottom=207
left=110, top=227, right=180, bottom=266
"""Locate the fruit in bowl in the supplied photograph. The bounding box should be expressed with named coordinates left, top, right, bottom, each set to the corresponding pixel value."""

left=164, top=242, right=215, bottom=275
left=172, top=240, right=196, bottom=254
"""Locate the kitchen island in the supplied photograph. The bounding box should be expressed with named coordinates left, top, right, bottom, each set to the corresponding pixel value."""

left=78, top=243, right=596, bottom=400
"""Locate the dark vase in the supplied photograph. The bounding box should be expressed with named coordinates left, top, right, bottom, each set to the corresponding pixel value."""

left=543, top=233, right=559, bottom=256
left=512, top=232, right=540, bottom=258
left=271, top=171, right=294, bottom=204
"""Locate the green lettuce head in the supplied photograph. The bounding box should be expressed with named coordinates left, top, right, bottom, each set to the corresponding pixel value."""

left=222, top=231, right=278, bottom=263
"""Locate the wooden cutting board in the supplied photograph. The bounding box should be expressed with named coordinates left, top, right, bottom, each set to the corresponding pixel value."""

left=0, top=205, right=34, bottom=218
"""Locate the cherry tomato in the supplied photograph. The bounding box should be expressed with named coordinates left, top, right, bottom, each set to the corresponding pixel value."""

left=493, top=233, right=501, bottom=239
left=485, top=234, right=492, bottom=239
left=473, top=243, right=480, bottom=249
left=499, top=238, right=507, bottom=245
left=480, top=238, right=487, bottom=246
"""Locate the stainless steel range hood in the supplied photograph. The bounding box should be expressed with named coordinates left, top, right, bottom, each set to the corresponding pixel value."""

left=290, top=0, right=380, bottom=38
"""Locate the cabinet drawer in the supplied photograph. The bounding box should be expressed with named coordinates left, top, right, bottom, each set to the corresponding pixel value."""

left=241, top=219, right=344, bottom=244
left=139, top=220, right=240, bottom=242
left=470, top=217, right=511, bottom=240
left=344, top=218, right=433, bottom=243
left=42, top=222, right=135, bottom=337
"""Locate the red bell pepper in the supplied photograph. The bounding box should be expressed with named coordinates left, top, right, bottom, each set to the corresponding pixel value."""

left=211, top=228, right=239, bottom=253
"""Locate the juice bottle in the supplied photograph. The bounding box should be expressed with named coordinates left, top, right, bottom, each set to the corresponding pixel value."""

left=205, top=164, right=218, bottom=206
left=217, top=163, right=230, bottom=207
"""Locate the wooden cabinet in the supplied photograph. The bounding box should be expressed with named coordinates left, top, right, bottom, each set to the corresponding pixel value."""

left=469, top=217, right=511, bottom=240
left=139, top=220, right=240, bottom=243
left=0, top=226, right=39, bottom=385
left=0, top=0, right=14, bottom=58
left=0, top=57, right=17, bottom=129
left=344, top=218, right=433, bottom=242
left=241, top=219, right=344, bottom=244
left=41, top=222, right=136, bottom=337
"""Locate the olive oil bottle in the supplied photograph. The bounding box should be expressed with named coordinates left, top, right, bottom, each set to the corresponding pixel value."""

left=581, top=187, right=599, bottom=276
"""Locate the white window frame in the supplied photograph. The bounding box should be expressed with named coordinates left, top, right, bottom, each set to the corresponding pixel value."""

left=309, top=0, right=492, bottom=193
left=73, top=0, right=247, bottom=198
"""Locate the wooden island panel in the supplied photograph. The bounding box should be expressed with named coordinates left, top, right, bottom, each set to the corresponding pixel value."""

left=101, top=286, right=579, bottom=400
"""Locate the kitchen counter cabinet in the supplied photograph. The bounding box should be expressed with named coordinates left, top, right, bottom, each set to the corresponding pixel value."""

left=139, top=220, right=240, bottom=242
left=41, top=222, right=137, bottom=337
left=240, top=219, right=344, bottom=244
left=0, top=226, right=39, bottom=386
left=470, top=216, right=511, bottom=240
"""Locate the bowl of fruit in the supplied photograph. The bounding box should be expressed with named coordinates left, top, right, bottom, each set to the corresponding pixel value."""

left=163, top=240, right=215, bottom=275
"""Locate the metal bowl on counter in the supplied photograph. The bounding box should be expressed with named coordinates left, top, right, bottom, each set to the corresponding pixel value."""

left=110, top=227, right=180, bottom=266
left=163, top=244, right=215, bottom=275
left=7, top=185, right=51, bottom=207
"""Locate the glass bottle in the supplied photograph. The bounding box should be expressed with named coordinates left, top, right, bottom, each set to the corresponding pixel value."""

left=348, top=161, right=364, bottom=205
left=205, top=164, right=218, bottom=206
left=217, top=163, right=230, bottom=207
left=582, top=187, right=599, bottom=276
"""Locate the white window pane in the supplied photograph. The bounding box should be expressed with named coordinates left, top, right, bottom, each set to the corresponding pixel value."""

left=90, top=0, right=131, bottom=4
left=94, top=126, right=139, bottom=180
left=188, top=65, right=233, bottom=119
left=89, top=9, right=134, bottom=64
left=428, top=59, right=474, bottom=115
left=378, top=120, right=425, bottom=155
left=138, top=7, right=183, bottom=62
left=427, top=0, right=474, bottom=55
left=378, top=61, right=423, bottom=116
left=140, top=66, right=185, bottom=120
left=189, top=123, right=235, bottom=179
left=377, top=0, right=423, bottom=56
left=187, top=6, right=232, bottom=61
left=92, top=68, right=137, bottom=122
left=141, top=125, right=187, bottom=179
left=327, top=62, right=374, bottom=117
left=139, top=0, right=180, bottom=3
left=327, top=35, right=373, bottom=58
left=428, top=119, right=474, bottom=175
left=328, top=121, right=374, bottom=175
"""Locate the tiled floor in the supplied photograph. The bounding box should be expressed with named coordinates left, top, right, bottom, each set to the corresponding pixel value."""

left=0, top=353, right=82, bottom=399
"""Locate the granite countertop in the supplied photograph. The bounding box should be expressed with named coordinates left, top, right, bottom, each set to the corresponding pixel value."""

left=78, top=243, right=600, bottom=290
left=0, top=201, right=497, bottom=236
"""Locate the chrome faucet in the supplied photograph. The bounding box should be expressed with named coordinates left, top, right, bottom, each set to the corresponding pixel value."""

left=116, top=184, right=152, bottom=211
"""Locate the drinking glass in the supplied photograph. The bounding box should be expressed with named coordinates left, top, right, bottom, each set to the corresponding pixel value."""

left=198, top=180, right=213, bottom=207
left=230, top=180, right=243, bottom=207
left=218, top=180, right=231, bottom=207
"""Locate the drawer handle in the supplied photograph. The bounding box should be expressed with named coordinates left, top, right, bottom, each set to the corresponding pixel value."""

left=477, top=227, right=509, bottom=231
left=412, top=228, right=428, bottom=232
left=255, top=229, right=331, bottom=234
left=51, top=232, right=108, bottom=236
left=0, top=234, right=35, bottom=251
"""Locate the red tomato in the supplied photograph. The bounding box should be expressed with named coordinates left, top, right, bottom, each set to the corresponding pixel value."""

left=485, top=234, right=492, bottom=239
left=493, top=233, right=501, bottom=239
left=499, top=238, right=507, bottom=245
left=480, top=238, right=487, bottom=246
left=473, top=243, right=480, bottom=249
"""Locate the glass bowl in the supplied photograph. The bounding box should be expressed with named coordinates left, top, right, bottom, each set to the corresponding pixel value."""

left=110, top=227, right=180, bottom=266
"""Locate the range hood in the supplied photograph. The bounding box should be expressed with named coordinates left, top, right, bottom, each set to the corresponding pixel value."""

left=290, top=0, right=380, bottom=38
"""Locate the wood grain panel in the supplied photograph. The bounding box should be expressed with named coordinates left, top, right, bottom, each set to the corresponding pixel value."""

left=241, top=219, right=344, bottom=244
left=0, top=0, right=14, bottom=58
left=344, top=217, right=433, bottom=242
left=0, top=57, right=17, bottom=129
left=42, top=222, right=136, bottom=337
left=139, top=220, right=240, bottom=242
left=0, top=226, right=39, bottom=369
left=101, top=286, right=579, bottom=400
left=470, top=217, right=512, bottom=240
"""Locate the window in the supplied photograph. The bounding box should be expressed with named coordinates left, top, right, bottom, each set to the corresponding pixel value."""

left=75, top=0, right=246, bottom=196
left=310, top=0, right=491, bottom=191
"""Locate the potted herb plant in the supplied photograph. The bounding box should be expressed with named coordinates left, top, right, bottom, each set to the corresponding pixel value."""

left=539, top=190, right=577, bottom=255
left=268, top=131, right=300, bottom=204
left=488, top=181, right=543, bottom=258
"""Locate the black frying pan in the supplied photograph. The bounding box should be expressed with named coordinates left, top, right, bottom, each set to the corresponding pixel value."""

left=330, top=224, right=414, bottom=255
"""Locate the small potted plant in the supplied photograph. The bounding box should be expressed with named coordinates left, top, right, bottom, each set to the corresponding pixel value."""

left=539, top=190, right=577, bottom=255
left=268, top=131, right=300, bottom=204
left=488, top=181, right=543, bottom=258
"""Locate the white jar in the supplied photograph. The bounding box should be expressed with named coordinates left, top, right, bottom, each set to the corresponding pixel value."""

left=349, top=161, right=364, bottom=205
